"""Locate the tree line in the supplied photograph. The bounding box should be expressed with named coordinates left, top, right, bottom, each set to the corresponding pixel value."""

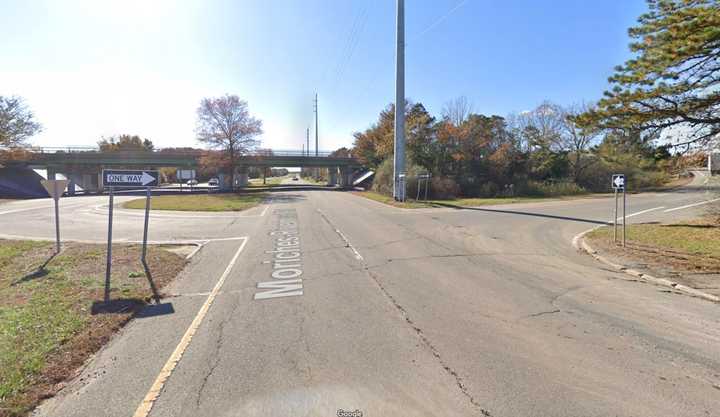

left=352, top=99, right=682, bottom=198
left=2, top=0, right=716, bottom=193
left=351, top=0, right=718, bottom=198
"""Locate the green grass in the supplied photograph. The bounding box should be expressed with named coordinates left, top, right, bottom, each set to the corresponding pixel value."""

left=0, top=241, right=186, bottom=416
left=354, top=190, right=576, bottom=209
left=123, top=193, right=266, bottom=212
left=588, top=221, right=720, bottom=257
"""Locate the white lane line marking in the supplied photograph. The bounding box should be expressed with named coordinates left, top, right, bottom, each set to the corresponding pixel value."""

left=132, top=237, right=248, bottom=417
left=613, top=206, right=665, bottom=222
left=663, top=197, right=720, bottom=213
left=316, top=209, right=364, bottom=261
left=201, top=237, right=251, bottom=242
left=0, top=200, right=90, bottom=216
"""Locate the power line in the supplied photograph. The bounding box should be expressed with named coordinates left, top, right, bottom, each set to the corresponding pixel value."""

left=319, top=2, right=371, bottom=148
left=408, top=0, right=468, bottom=45
left=320, top=3, right=367, bottom=89
left=328, top=4, right=369, bottom=92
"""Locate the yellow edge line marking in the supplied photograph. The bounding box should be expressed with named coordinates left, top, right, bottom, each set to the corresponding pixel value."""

left=132, top=237, right=249, bottom=417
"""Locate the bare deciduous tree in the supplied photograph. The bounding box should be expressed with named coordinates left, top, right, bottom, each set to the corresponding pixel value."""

left=522, top=101, right=565, bottom=149
left=560, top=103, right=602, bottom=182
left=442, top=96, right=474, bottom=127
left=0, top=96, right=42, bottom=147
left=196, top=95, right=263, bottom=187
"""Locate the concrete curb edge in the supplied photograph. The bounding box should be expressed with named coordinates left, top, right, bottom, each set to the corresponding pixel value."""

left=573, top=228, right=719, bottom=303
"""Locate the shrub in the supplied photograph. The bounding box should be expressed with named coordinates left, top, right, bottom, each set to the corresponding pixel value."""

left=631, top=170, right=670, bottom=189
left=429, top=177, right=460, bottom=199
left=371, top=158, right=394, bottom=195
left=372, top=158, right=430, bottom=198
left=515, top=180, right=587, bottom=197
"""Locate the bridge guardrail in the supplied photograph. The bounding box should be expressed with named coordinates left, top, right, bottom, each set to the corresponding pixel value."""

left=26, top=147, right=349, bottom=158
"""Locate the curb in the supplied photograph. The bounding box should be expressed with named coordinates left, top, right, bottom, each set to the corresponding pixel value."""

left=574, top=230, right=719, bottom=303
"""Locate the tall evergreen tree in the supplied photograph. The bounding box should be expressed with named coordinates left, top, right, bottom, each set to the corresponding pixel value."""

left=577, top=0, right=720, bottom=147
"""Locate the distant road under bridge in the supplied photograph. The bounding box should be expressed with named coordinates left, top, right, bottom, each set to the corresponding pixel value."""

left=4, top=147, right=363, bottom=195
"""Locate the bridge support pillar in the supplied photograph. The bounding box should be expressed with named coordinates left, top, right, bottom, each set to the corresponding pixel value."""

left=237, top=173, right=248, bottom=187
left=46, top=167, right=57, bottom=180
left=339, top=167, right=353, bottom=189
left=64, top=172, right=101, bottom=194
left=234, top=166, right=249, bottom=188
left=218, top=173, right=231, bottom=191
left=327, top=167, right=338, bottom=186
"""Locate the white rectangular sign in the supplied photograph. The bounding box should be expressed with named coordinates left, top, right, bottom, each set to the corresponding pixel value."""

left=177, top=169, right=196, bottom=180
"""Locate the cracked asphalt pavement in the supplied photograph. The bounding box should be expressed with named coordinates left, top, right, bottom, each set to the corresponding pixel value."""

left=2, top=173, right=717, bottom=416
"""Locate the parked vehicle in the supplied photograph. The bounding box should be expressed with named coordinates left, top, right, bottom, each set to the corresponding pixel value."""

left=208, top=178, right=219, bottom=186
left=186, top=179, right=198, bottom=186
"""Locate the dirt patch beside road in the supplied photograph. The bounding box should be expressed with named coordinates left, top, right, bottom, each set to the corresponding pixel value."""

left=0, top=241, right=187, bottom=417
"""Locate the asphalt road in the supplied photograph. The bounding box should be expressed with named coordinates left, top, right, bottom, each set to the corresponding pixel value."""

left=1, top=172, right=718, bottom=417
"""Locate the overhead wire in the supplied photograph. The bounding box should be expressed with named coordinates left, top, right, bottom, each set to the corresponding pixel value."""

left=408, top=0, right=469, bottom=46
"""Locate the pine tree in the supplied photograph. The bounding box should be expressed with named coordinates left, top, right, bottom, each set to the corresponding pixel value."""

left=577, top=0, right=720, bottom=147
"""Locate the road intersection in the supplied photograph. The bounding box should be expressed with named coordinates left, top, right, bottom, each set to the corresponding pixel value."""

left=0, top=174, right=717, bottom=416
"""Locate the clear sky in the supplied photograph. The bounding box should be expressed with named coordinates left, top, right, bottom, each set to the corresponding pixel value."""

left=0, top=0, right=648, bottom=151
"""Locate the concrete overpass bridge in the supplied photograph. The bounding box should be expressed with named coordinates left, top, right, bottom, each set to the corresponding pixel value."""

left=4, top=147, right=363, bottom=195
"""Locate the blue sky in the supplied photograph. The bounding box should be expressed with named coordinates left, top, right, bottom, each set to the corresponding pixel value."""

left=0, top=0, right=648, bottom=151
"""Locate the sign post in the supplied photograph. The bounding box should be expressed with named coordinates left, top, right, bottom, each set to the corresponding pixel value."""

left=612, top=174, right=626, bottom=246
left=105, top=186, right=114, bottom=303
left=40, top=179, right=68, bottom=254
left=101, top=170, right=159, bottom=303
left=416, top=173, right=431, bottom=201
left=397, top=173, right=407, bottom=202
left=141, top=186, right=160, bottom=302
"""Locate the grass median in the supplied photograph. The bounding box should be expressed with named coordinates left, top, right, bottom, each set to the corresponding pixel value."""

left=353, top=190, right=577, bottom=209
left=0, top=240, right=187, bottom=416
left=587, top=220, right=720, bottom=271
left=123, top=192, right=266, bottom=212
left=586, top=219, right=720, bottom=296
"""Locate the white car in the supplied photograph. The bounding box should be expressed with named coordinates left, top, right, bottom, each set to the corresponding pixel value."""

left=186, top=179, right=198, bottom=186
left=208, top=178, right=219, bottom=187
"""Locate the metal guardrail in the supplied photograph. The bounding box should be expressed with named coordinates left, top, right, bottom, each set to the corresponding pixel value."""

left=26, top=147, right=349, bottom=158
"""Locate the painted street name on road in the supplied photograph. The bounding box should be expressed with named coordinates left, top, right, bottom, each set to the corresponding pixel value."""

left=254, top=208, right=304, bottom=300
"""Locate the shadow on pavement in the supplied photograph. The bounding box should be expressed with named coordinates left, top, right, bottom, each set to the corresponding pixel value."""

left=430, top=202, right=609, bottom=225
left=90, top=299, right=175, bottom=318
left=135, top=302, right=175, bottom=318
left=265, top=193, right=309, bottom=204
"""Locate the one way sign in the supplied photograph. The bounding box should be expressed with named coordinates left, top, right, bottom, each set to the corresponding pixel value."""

left=103, top=170, right=159, bottom=188
left=612, top=173, right=625, bottom=190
